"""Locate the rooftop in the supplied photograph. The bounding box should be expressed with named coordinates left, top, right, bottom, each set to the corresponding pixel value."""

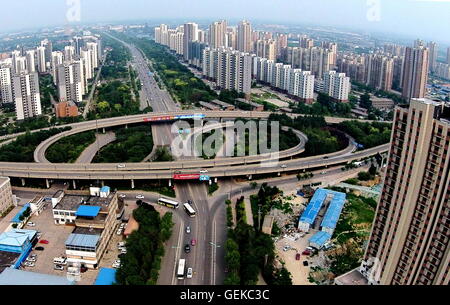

left=320, top=191, right=346, bottom=230
left=0, top=267, right=75, bottom=285
left=76, top=205, right=101, bottom=218
left=0, top=229, right=37, bottom=248
left=65, top=233, right=101, bottom=249
left=54, top=193, right=115, bottom=212
left=11, top=203, right=31, bottom=223
left=0, top=251, right=21, bottom=273
left=299, top=189, right=328, bottom=225
left=95, top=268, right=117, bottom=285
left=334, top=268, right=368, bottom=285
left=309, top=231, right=332, bottom=248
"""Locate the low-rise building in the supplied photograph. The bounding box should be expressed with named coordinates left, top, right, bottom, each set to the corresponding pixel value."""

left=55, top=101, right=79, bottom=118
left=370, top=96, right=395, bottom=111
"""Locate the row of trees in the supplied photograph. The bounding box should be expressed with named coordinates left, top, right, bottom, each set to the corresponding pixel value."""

left=115, top=204, right=174, bottom=285
left=0, top=127, right=70, bottom=162
left=291, top=93, right=352, bottom=117
left=224, top=185, right=293, bottom=285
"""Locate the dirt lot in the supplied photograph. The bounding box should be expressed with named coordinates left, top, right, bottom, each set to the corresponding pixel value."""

left=275, top=233, right=318, bottom=285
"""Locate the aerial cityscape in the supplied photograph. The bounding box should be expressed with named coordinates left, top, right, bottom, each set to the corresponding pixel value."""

left=0, top=0, right=448, bottom=294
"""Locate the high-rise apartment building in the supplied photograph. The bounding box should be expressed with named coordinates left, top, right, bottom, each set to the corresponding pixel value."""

left=427, top=42, right=438, bottom=73
left=64, top=46, right=76, bottom=62
left=51, top=51, right=64, bottom=84
left=256, top=39, right=276, bottom=61
left=402, top=46, right=429, bottom=100
left=447, top=47, right=450, bottom=65
left=86, top=42, right=99, bottom=69
left=361, top=98, right=450, bottom=285
left=183, top=23, right=199, bottom=61
left=0, top=66, right=13, bottom=104
left=36, top=46, right=47, bottom=73
left=203, top=47, right=252, bottom=95
left=80, top=48, right=93, bottom=80
left=25, top=50, right=36, bottom=73
left=288, top=69, right=315, bottom=103
left=322, top=71, right=350, bottom=102
left=12, top=72, right=42, bottom=120
left=237, top=21, right=253, bottom=53
left=366, top=54, right=394, bottom=91
left=209, top=20, right=227, bottom=49
left=56, top=61, right=85, bottom=103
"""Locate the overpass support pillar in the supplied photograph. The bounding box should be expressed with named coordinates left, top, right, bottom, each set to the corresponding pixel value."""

left=131, top=179, right=135, bottom=189
left=248, top=175, right=252, bottom=181
left=125, top=124, right=128, bottom=129
left=209, top=180, right=212, bottom=186
left=214, top=178, right=218, bottom=183
left=21, top=178, right=25, bottom=187
left=46, top=179, right=50, bottom=189
left=168, top=180, right=172, bottom=187
left=278, top=172, right=281, bottom=177
left=101, top=181, right=105, bottom=187
left=72, top=180, right=77, bottom=190
left=102, top=128, right=106, bottom=134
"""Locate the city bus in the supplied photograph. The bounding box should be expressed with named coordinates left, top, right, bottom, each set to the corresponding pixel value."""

left=177, top=259, right=186, bottom=280
left=158, top=198, right=180, bottom=209
left=183, top=203, right=196, bottom=218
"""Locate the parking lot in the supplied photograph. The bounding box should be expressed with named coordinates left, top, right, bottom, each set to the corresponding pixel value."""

left=275, top=232, right=317, bottom=285
left=20, top=202, right=74, bottom=277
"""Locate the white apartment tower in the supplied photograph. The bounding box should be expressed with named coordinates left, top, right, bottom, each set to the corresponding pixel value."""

left=36, top=46, right=47, bottom=73
left=209, top=20, right=227, bottom=49
left=56, top=61, right=85, bottom=103
left=0, top=66, right=13, bottom=104
left=12, top=72, right=42, bottom=120
left=323, top=71, right=350, bottom=102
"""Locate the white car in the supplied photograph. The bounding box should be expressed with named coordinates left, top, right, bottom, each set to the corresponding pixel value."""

left=199, top=169, right=208, bottom=174
left=29, top=254, right=37, bottom=259
left=119, top=223, right=126, bottom=229
left=120, top=249, right=127, bottom=254
left=116, top=229, right=123, bottom=235
left=280, top=165, right=287, bottom=169
left=117, top=164, right=126, bottom=169
left=26, top=257, right=36, bottom=263
left=136, top=195, right=145, bottom=200
left=24, top=262, right=35, bottom=267
left=186, top=226, right=191, bottom=234
left=187, top=268, right=193, bottom=279
left=54, top=265, right=64, bottom=271
left=112, top=263, right=120, bottom=269
left=117, top=242, right=125, bottom=248
left=27, top=222, right=36, bottom=227
left=119, top=194, right=127, bottom=199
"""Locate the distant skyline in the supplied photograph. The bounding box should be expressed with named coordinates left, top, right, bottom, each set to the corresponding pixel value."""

left=1, top=0, right=450, bottom=45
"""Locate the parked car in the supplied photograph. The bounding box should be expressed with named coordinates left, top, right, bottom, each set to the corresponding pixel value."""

left=191, top=239, right=197, bottom=246
left=39, top=240, right=49, bottom=244
left=26, top=257, right=36, bottom=263
left=281, top=165, right=287, bottom=169
left=186, top=226, right=191, bottom=234
left=54, top=265, right=64, bottom=271
left=119, top=194, right=127, bottom=199
left=29, top=254, right=37, bottom=259
left=80, top=266, right=88, bottom=273
left=302, top=250, right=311, bottom=256
left=35, top=247, right=45, bottom=251
left=24, top=262, right=35, bottom=267
left=27, top=222, right=36, bottom=227
left=199, top=169, right=208, bottom=174
left=120, top=248, right=127, bottom=254
left=117, top=242, right=125, bottom=248
left=184, top=244, right=191, bottom=253
left=303, top=261, right=309, bottom=267
left=295, top=253, right=301, bottom=261
left=135, top=194, right=145, bottom=200
left=187, top=268, right=193, bottom=279
left=112, top=263, right=120, bottom=269
left=116, top=229, right=123, bottom=235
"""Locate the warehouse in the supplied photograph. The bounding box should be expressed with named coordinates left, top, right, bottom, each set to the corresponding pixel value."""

left=320, top=191, right=346, bottom=236
left=298, top=189, right=328, bottom=232
left=309, top=231, right=332, bottom=249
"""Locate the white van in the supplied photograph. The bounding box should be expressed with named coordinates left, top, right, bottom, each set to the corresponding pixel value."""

left=53, top=257, right=67, bottom=265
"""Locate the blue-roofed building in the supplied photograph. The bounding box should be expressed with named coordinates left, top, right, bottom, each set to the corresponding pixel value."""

left=309, top=231, right=332, bottom=249
left=321, top=191, right=347, bottom=235
left=0, top=267, right=75, bottom=285
left=95, top=268, right=117, bottom=285
left=298, top=189, right=328, bottom=232
left=75, top=205, right=101, bottom=217
left=0, top=229, right=37, bottom=270
left=11, top=203, right=31, bottom=223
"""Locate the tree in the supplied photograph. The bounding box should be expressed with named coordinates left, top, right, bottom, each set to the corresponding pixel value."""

left=272, top=267, right=293, bottom=285
left=369, top=164, right=378, bottom=176
left=360, top=93, right=372, bottom=110
left=97, top=101, right=110, bottom=112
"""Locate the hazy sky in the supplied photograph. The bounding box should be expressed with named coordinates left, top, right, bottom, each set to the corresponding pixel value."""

left=1, top=0, right=450, bottom=44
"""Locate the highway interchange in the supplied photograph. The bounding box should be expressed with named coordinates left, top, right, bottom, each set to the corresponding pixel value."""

left=2, top=33, right=390, bottom=285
